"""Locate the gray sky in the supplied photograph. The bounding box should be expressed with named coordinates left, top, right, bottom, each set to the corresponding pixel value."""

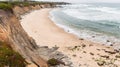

left=35, top=0, right=120, bottom=3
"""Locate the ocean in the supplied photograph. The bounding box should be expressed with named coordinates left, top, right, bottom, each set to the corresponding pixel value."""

left=49, top=3, right=120, bottom=49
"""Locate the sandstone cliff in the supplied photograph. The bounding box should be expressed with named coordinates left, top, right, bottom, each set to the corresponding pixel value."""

left=0, top=4, right=54, bottom=67
left=0, top=3, right=71, bottom=67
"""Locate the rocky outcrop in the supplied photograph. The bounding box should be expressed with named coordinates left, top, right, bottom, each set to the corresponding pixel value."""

left=0, top=4, right=71, bottom=67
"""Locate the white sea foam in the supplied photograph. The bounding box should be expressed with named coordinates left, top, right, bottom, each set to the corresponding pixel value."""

left=62, top=5, right=120, bottom=23
left=60, top=4, right=90, bottom=8
left=89, top=7, right=120, bottom=14
left=49, top=4, right=120, bottom=49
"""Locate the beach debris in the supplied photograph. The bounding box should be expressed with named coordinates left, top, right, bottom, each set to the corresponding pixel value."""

left=92, top=36, right=95, bottom=38
left=94, top=54, right=120, bottom=67
left=95, top=58, right=106, bottom=66
left=72, top=54, right=77, bottom=57
left=74, top=46, right=78, bottom=49
left=100, top=55, right=109, bottom=59
left=97, top=60, right=106, bottom=66
left=81, top=44, right=86, bottom=48
left=107, top=40, right=110, bottom=42
left=79, top=38, right=84, bottom=40
left=115, top=55, right=120, bottom=58
left=110, top=44, right=113, bottom=46
left=109, top=58, right=117, bottom=65
left=96, top=49, right=100, bottom=51
left=114, top=49, right=120, bottom=53
left=67, top=46, right=81, bottom=51
left=83, top=51, right=86, bottom=53
left=89, top=44, right=93, bottom=47
left=104, top=50, right=116, bottom=54
left=108, top=64, right=118, bottom=67
left=106, top=46, right=110, bottom=48
left=90, top=52, right=94, bottom=55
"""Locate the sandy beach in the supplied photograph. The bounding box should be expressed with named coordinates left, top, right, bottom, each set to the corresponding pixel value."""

left=21, top=8, right=120, bottom=67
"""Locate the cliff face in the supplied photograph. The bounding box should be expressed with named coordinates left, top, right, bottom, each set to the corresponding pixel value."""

left=0, top=3, right=71, bottom=67
left=0, top=4, right=54, bottom=67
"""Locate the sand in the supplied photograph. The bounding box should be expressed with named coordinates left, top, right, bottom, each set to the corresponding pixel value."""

left=21, top=8, right=120, bottom=67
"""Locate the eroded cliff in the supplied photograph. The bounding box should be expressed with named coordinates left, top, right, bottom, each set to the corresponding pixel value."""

left=0, top=3, right=71, bottom=67
left=0, top=4, right=54, bottom=67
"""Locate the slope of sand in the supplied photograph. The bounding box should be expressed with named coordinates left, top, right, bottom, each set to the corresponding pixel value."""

left=21, top=8, right=120, bottom=67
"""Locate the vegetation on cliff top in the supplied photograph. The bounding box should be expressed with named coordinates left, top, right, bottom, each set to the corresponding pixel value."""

left=0, top=3, right=12, bottom=10
left=0, top=41, right=28, bottom=67
left=0, top=2, right=30, bottom=10
left=0, top=1, right=69, bottom=11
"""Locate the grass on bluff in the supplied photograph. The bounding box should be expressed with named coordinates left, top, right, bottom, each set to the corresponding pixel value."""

left=0, top=2, right=30, bottom=11
left=0, top=41, right=28, bottom=67
left=10, top=2, right=30, bottom=7
left=0, top=3, right=12, bottom=10
left=0, top=1, right=68, bottom=11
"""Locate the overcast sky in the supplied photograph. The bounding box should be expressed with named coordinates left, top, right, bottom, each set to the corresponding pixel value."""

left=35, top=0, right=120, bottom=3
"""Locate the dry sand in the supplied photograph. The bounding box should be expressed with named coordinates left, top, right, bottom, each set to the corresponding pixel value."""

left=21, top=8, right=120, bottom=67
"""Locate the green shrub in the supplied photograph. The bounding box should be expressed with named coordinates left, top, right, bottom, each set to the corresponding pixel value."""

left=0, top=3, right=12, bottom=10
left=22, top=2, right=30, bottom=6
left=47, top=58, right=59, bottom=66
left=9, top=2, right=21, bottom=6
left=10, top=2, right=30, bottom=7
left=0, top=41, right=28, bottom=67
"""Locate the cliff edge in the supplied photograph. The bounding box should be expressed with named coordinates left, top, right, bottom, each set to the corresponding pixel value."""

left=0, top=2, right=71, bottom=67
left=0, top=3, right=56, bottom=67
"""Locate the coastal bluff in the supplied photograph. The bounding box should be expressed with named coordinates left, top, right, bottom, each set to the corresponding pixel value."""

left=0, top=3, right=70, bottom=67
left=1, top=2, right=120, bottom=67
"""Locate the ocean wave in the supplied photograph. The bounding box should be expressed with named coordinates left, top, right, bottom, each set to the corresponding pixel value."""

left=49, top=4, right=120, bottom=49
left=89, top=7, right=120, bottom=14
left=61, top=3, right=120, bottom=22
left=49, top=14, right=120, bottom=47
left=61, top=4, right=91, bottom=8
left=62, top=8, right=120, bottom=24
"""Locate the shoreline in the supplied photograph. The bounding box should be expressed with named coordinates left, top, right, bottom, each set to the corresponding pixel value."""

left=50, top=9, right=120, bottom=50
left=21, top=8, right=120, bottom=67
